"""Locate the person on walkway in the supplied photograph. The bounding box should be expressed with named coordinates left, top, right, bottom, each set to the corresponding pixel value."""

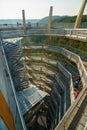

left=74, top=80, right=79, bottom=88
left=60, top=88, right=63, bottom=96
left=78, top=75, right=81, bottom=82
left=74, top=91, right=79, bottom=99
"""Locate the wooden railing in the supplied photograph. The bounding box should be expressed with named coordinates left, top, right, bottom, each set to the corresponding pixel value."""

left=24, top=44, right=87, bottom=129
left=0, top=38, right=27, bottom=130
left=0, top=28, right=87, bottom=42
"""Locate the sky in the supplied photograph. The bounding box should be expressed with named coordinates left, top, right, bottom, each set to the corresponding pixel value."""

left=0, top=0, right=87, bottom=19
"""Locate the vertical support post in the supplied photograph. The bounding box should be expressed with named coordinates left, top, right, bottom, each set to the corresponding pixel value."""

left=47, top=6, right=53, bottom=43
left=70, top=0, right=87, bottom=47
left=22, top=10, right=28, bottom=44
left=46, top=6, right=53, bottom=75
left=48, top=6, right=53, bottom=30
left=22, top=9, right=29, bottom=72
left=74, top=0, right=87, bottom=28
left=22, top=10, right=26, bottom=33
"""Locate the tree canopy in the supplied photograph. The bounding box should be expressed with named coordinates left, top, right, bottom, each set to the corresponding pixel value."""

left=53, top=15, right=87, bottom=23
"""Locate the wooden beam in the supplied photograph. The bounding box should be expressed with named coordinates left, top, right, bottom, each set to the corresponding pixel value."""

left=0, top=91, right=15, bottom=130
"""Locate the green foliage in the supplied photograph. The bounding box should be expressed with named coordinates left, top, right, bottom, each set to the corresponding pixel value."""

left=30, top=36, right=46, bottom=42
left=53, top=15, right=87, bottom=23
left=74, top=41, right=87, bottom=52
left=25, top=36, right=87, bottom=52
left=24, top=14, right=87, bottom=52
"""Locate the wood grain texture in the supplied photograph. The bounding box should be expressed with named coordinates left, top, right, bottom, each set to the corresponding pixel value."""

left=0, top=90, right=15, bottom=130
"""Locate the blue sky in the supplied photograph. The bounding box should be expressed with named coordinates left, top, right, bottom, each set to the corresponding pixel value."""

left=0, top=0, right=87, bottom=19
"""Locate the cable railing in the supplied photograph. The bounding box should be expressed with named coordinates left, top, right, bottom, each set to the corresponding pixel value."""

left=43, top=45, right=87, bottom=85
left=55, top=86, right=87, bottom=130
left=26, top=62, right=67, bottom=115
left=27, top=56, right=74, bottom=104
left=68, top=46, right=87, bottom=61
left=43, top=45, right=87, bottom=129
left=3, top=42, right=29, bottom=91
left=1, top=41, right=49, bottom=130
left=56, top=62, right=74, bottom=104
left=0, top=38, right=27, bottom=130
left=1, top=38, right=87, bottom=129
left=24, top=55, right=75, bottom=120
left=24, top=43, right=86, bottom=80
left=24, top=44, right=87, bottom=129
left=60, top=48, right=87, bottom=86
left=64, top=28, right=87, bottom=41
left=0, top=22, right=87, bottom=29
left=0, top=28, right=87, bottom=42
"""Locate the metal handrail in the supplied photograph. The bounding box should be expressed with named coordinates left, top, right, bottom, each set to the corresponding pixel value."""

left=55, top=86, right=87, bottom=130
left=1, top=40, right=87, bottom=129
left=1, top=28, right=87, bottom=42
left=0, top=38, right=27, bottom=130
left=56, top=62, right=74, bottom=104
left=26, top=44, right=87, bottom=129
left=24, top=44, right=87, bottom=85
left=23, top=53, right=75, bottom=120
